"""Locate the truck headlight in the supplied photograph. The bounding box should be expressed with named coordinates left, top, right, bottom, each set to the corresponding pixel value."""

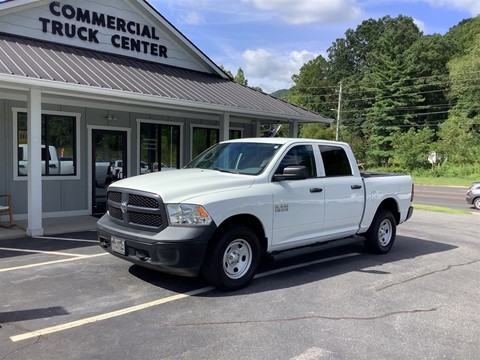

left=166, top=204, right=212, bottom=226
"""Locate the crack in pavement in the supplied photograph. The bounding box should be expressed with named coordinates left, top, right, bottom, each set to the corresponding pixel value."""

left=377, top=259, right=480, bottom=291
left=0, top=336, right=40, bottom=360
left=162, top=308, right=437, bottom=328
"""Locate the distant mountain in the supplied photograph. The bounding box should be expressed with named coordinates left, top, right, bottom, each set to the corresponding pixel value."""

left=270, top=89, right=289, bottom=99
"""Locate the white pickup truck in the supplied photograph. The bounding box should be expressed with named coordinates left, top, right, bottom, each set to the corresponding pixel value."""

left=98, top=138, right=413, bottom=290
left=18, top=144, right=74, bottom=175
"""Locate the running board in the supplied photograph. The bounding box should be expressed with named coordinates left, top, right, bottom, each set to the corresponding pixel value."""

left=269, top=236, right=364, bottom=262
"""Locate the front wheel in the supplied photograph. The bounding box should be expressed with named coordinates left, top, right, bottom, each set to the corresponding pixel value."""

left=473, top=197, right=480, bottom=210
left=201, top=224, right=261, bottom=290
left=364, top=209, right=396, bottom=254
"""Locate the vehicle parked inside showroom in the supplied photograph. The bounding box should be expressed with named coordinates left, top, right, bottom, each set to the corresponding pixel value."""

left=466, top=182, right=480, bottom=210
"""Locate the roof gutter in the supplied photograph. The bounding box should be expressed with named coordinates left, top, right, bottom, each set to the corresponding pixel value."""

left=0, top=73, right=333, bottom=123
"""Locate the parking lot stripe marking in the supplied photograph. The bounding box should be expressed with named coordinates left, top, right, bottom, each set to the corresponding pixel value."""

left=33, top=236, right=98, bottom=243
left=255, top=253, right=361, bottom=279
left=0, top=247, right=92, bottom=257
left=10, top=286, right=215, bottom=342
left=9, top=252, right=361, bottom=343
left=0, top=253, right=109, bottom=273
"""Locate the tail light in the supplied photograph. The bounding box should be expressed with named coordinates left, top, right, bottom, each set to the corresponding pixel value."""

left=410, top=183, right=415, bottom=202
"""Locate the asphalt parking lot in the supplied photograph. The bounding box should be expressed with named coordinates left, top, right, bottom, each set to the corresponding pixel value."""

left=1, top=210, right=479, bottom=360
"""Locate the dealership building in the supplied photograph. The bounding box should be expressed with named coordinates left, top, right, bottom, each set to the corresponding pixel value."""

left=0, top=0, right=330, bottom=235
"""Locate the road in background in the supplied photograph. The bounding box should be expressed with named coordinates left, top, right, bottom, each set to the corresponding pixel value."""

left=414, top=185, right=474, bottom=211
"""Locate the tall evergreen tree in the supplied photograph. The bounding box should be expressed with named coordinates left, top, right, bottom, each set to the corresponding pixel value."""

left=361, top=17, right=423, bottom=166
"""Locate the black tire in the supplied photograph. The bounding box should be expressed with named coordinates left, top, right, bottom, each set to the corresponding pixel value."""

left=474, top=197, right=480, bottom=210
left=364, top=209, right=396, bottom=254
left=201, top=224, right=260, bottom=290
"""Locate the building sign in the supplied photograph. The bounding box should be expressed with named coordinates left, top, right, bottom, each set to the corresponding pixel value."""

left=39, top=1, right=168, bottom=58
left=0, top=0, right=210, bottom=72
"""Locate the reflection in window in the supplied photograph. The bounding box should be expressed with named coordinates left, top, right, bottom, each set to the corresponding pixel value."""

left=140, top=123, right=180, bottom=172
left=17, top=112, right=77, bottom=176
left=192, top=127, right=243, bottom=159
left=192, top=128, right=218, bottom=159
left=275, top=145, right=317, bottom=178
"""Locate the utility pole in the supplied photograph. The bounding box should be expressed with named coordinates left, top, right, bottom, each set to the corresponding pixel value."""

left=335, top=82, right=342, bottom=141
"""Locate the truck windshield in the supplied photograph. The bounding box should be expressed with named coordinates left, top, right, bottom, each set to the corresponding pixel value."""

left=185, top=142, right=282, bottom=175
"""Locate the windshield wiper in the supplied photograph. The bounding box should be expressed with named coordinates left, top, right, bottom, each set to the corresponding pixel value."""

left=212, top=167, right=239, bottom=174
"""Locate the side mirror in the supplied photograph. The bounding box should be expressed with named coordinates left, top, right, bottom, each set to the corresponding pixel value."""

left=273, top=165, right=308, bottom=181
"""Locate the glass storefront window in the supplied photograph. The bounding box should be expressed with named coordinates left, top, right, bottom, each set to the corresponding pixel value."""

left=140, top=123, right=180, bottom=172
left=192, top=127, right=243, bottom=159
left=17, top=112, right=77, bottom=176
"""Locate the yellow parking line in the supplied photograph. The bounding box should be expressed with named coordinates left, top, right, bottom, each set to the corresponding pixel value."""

left=0, top=253, right=109, bottom=273
left=0, top=247, right=91, bottom=257
left=10, top=286, right=215, bottom=342
left=33, top=236, right=98, bottom=243
left=9, top=252, right=360, bottom=342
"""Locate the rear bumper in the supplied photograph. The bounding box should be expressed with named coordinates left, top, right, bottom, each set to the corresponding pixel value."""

left=97, top=215, right=216, bottom=277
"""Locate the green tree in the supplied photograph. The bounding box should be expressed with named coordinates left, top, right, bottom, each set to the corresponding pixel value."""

left=299, top=123, right=335, bottom=140
left=361, top=16, right=423, bottom=166
left=404, top=34, right=455, bottom=130
left=392, top=127, right=435, bottom=171
left=287, top=56, right=337, bottom=139
left=234, top=68, right=248, bottom=85
left=287, top=55, right=334, bottom=114
left=444, top=16, right=480, bottom=55
left=439, top=34, right=480, bottom=164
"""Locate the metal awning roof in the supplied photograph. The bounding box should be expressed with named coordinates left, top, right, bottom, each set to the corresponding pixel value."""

left=0, top=33, right=331, bottom=123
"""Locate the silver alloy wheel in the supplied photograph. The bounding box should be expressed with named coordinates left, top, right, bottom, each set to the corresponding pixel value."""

left=378, top=218, right=393, bottom=246
left=474, top=198, right=480, bottom=210
left=223, top=239, right=252, bottom=279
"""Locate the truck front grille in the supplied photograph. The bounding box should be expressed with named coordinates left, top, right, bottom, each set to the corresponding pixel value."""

left=107, top=189, right=166, bottom=231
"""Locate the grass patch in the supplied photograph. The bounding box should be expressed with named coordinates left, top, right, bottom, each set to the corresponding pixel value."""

left=413, top=204, right=471, bottom=214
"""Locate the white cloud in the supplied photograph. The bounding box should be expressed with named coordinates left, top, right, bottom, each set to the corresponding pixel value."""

left=425, top=0, right=480, bottom=15
left=413, top=17, right=426, bottom=33
left=241, top=0, right=362, bottom=24
left=180, top=11, right=205, bottom=24
left=240, top=48, right=319, bottom=92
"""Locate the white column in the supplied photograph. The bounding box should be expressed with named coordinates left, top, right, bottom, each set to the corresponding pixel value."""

left=255, top=121, right=261, bottom=137
left=26, top=88, right=44, bottom=236
left=219, top=113, right=230, bottom=141
left=289, top=120, right=299, bottom=138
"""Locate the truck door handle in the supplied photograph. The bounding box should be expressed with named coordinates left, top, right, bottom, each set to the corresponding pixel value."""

left=310, top=188, right=323, bottom=193
left=351, top=185, right=362, bottom=190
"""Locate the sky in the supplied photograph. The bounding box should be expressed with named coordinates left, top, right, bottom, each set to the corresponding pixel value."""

left=150, top=0, right=479, bottom=93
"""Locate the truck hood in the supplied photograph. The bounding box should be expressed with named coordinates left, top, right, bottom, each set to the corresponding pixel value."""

left=108, top=168, right=256, bottom=203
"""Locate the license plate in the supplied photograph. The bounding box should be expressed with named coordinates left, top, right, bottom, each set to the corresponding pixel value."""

left=111, top=237, right=126, bottom=255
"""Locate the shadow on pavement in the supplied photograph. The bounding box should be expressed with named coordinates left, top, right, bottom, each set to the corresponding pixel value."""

left=0, top=306, right=69, bottom=324
left=127, top=235, right=457, bottom=296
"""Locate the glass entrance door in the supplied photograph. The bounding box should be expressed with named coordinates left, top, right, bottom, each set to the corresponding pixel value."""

left=92, top=129, right=128, bottom=215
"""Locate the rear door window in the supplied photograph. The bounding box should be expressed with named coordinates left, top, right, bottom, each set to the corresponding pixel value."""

left=318, top=145, right=352, bottom=177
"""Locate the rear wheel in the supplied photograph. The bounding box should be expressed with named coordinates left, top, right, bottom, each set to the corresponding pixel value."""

left=202, top=224, right=260, bottom=290
left=364, top=209, right=396, bottom=254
